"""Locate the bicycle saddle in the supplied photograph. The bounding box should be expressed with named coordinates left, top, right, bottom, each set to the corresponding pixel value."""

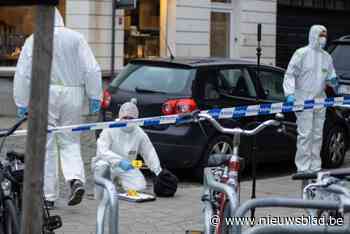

left=292, top=168, right=350, bottom=180
left=6, top=151, right=25, bottom=163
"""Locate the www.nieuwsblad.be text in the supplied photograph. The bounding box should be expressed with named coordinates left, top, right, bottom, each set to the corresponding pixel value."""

left=210, top=215, right=344, bottom=227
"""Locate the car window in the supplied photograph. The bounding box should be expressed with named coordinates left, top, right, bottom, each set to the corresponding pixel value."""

left=330, top=44, right=350, bottom=72
left=111, top=64, right=195, bottom=94
left=217, top=68, right=256, bottom=98
left=258, top=70, right=285, bottom=101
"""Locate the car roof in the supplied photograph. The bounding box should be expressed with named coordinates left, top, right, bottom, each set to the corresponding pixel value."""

left=333, top=35, right=350, bottom=44
left=130, top=57, right=284, bottom=71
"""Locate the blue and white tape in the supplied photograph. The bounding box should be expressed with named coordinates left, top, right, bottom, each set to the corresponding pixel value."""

left=5, top=96, right=350, bottom=137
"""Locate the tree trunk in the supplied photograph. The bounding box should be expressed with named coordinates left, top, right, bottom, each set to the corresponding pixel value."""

left=21, top=6, right=55, bottom=234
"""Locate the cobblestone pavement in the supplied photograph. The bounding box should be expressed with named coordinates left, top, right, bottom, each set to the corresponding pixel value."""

left=0, top=116, right=349, bottom=233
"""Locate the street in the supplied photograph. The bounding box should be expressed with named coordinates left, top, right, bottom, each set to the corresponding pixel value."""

left=0, top=116, right=349, bottom=234
left=2, top=1, right=350, bottom=233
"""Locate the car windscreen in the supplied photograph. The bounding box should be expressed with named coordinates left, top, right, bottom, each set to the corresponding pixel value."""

left=110, top=64, right=195, bottom=94
left=331, top=44, right=350, bottom=76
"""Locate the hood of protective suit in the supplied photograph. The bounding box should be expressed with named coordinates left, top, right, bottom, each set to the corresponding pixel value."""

left=118, top=100, right=139, bottom=134
left=308, top=25, right=326, bottom=50
left=118, top=100, right=139, bottom=119
left=54, top=7, right=64, bottom=27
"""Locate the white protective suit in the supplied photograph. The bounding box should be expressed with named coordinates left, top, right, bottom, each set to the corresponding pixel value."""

left=92, top=101, right=162, bottom=198
left=13, top=9, right=102, bottom=201
left=283, top=25, right=337, bottom=172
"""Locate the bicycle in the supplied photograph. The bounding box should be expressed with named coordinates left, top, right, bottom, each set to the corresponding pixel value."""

left=233, top=193, right=350, bottom=234
left=0, top=117, right=62, bottom=234
left=292, top=168, right=350, bottom=221
left=179, top=111, right=283, bottom=234
left=0, top=116, right=27, bottom=234
left=230, top=168, right=350, bottom=234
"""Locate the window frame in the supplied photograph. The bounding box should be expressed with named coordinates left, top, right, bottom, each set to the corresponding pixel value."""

left=253, top=67, right=286, bottom=102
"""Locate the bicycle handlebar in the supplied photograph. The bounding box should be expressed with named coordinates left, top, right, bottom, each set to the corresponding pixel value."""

left=293, top=168, right=350, bottom=181
left=198, top=113, right=281, bottom=136
left=326, top=184, right=350, bottom=198
left=0, top=116, right=27, bottom=138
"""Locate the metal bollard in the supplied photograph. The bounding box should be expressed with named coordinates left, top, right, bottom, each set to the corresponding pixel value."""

left=95, top=175, right=119, bottom=234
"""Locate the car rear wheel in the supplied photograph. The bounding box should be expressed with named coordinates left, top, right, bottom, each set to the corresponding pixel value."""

left=321, top=125, right=347, bottom=168
left=209, top=137, right=233, bottom=155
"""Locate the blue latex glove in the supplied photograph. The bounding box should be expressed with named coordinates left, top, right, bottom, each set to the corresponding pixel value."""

left=329, top=77, right=338, bottom=87
left=285, top=95, right=295, bottom=103
left=17, top=107, right=28, bottom=119
left=119, top=160, right=134, bottom=171
left=89, top=99, right=101, bottom=114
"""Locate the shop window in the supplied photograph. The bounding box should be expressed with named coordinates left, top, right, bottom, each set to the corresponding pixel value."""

left=124, top=0, right=160, bottom=65
left=212, top=0, right=232, bottom=3
left=278, top=0, right=349, bottom=10
left=0, top=1, right=65, bottom=66
left=210, top=12, right=230, bottom=58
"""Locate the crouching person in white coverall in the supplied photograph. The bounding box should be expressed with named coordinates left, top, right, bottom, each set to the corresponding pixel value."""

left=13, top=8, right=102, bottom=208
left=283, top=25, right=338, bottom=174
left=92, top=100, right=162, bottom=198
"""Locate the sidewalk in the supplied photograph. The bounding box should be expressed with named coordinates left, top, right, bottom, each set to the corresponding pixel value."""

left=53, top=175, right=314, bottom=234
left=0, top=117, right=349, bottom=233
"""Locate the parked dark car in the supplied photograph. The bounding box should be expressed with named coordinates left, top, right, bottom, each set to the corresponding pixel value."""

left=99, top=58, right=350, bottom=178
left=329, top=35, right=350, bottom=96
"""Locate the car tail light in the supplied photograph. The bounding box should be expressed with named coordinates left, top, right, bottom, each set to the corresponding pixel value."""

left=162, top=99, right=197, bottom=115
left=162, top=100, right=177, bottom=115
left=101, top=90, right=112, bottom=109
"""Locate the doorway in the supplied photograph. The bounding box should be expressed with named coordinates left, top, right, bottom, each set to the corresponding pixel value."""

left=210, top=12, right=231, bottom=58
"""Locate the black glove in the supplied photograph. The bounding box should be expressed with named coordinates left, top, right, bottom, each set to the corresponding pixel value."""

left=153, top=168, right=178, bottom=197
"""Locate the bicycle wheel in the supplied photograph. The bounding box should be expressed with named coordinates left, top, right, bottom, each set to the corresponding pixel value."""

left=42, top=201, right=51, bottom=234
left=3, top=199, right=20, bottom=234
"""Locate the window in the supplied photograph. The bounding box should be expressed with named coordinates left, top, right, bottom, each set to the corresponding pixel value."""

left=124, top=0, right=160, bottom=65
left=0, top=1, right=65, bottom=66
left=210, top=12, right=230, bottom=57
left=278, top=0, right=350, bottom=10
left=330, top=44, right=350, bottom=72
left=212, top=0, right=232, bottom=2
left=218, top=68, right=256, bottom=97
left=113, top=64, right=195, bottom=94
left=258, top=70, right=285, bottom=101
left=199, top=67, right=255, bottom=100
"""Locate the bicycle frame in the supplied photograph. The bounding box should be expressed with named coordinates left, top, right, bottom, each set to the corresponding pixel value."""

left=217, top=133, right=241, bottom=234
left=198, top=112, right=281, bottom=234
left=203, top=167, right=238, bottom=232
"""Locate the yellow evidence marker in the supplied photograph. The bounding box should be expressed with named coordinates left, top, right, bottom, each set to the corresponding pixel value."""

left=132, top=160, right=143, bottom=169
left=127, top=189, right=139, bottom=197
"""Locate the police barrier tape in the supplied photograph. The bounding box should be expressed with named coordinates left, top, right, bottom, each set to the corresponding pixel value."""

left=4, top=96, right=350, bottom=137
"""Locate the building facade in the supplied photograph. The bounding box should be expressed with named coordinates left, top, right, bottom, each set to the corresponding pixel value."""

left=0, top=0, right=277, bottom=76
left=1, top=0, right=350, bottom=74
